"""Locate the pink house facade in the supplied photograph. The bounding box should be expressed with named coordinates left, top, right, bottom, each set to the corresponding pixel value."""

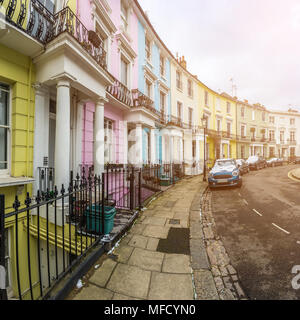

left=77, top=0, right=140, bottom=169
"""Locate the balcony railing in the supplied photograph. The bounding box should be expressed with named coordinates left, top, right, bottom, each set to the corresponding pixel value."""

left=1, top=2, right=108, bottom=70
left=1, top=0, right=55, bottom=44
left=131, top=89, right=160, bottom=117
left=167, top=116, right=183, bottom=128
left=106, top=76, right=132, bottom=106
left=52, top=7, right=107, bottom=69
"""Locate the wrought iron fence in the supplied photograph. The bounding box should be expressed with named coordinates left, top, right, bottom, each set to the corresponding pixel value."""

left=0, top=162, right=186, bottom=300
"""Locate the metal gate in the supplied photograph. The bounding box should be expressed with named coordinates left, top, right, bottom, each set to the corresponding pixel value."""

left=0, top=195, right=7, bottom=300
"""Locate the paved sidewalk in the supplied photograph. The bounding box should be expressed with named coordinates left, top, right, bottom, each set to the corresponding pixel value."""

left=68, top=176, right=206, bottom=300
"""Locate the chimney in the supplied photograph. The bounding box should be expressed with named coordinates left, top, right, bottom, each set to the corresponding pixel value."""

left=179, top=56, right=187, bottom=69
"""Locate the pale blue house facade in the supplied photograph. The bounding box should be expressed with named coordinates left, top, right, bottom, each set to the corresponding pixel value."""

left=137, top=19, right=172, bottom=164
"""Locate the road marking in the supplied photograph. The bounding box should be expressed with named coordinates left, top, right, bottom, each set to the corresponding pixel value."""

left=252, top=209, right=262, bottom=217
left=272, top=223, right=290, bottom=235
left=243, top=199, right=248, bottom=206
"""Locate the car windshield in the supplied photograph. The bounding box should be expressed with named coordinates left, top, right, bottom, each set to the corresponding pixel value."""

left=215, top=160, right=235, bottom=167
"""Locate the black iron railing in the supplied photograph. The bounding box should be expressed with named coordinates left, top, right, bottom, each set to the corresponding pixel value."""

left=1, top=0, right=55, bottom=44
left=106, top=77, right=132, bottom=106
left=167, top=115, right=183, bottom=128
left=1, top=2, right=108, bottom=69
left=0, top=162, right=186, bottom=300
left=131, top=89, right=160, bottom=117
left=52, top=7, right=107, bottom=69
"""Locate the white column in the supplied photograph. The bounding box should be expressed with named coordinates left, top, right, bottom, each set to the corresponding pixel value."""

left=169, top=135, right=174, bottom=164
left=75, top=101, right=84, bottom=174
left=180, top=138, right=183, bottom=162
left=94, top=98, right=106, bottom=175
left=135, top=123, right=143, bottom=166
left=150, top=128, right=156, bottom=164
left=55, top=79, right=71, bottom=189
left=33, top=84, right=50, bottom=195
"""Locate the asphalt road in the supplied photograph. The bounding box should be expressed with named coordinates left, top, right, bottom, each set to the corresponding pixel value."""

left=211, top=164, right=300, bottom=300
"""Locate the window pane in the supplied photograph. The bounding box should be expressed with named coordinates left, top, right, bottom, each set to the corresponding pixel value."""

left=0, top=127, right=7, bottom=169
left=121, top=59, right=128, bottom=85
left=0, top=87, right=8, bottom=126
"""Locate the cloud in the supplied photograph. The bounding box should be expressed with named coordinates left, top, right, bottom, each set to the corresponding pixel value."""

left=138, top=0, right=300, bottom=110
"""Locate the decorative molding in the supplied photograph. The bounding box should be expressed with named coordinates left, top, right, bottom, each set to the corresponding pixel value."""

left=116, top=32, right=137, bottom=60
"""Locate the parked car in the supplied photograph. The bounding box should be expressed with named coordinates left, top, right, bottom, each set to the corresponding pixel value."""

left=267, top=158, right=283, bottom=167
left=246, top=156, right=267, bottom=170
left=208, top=159, right=242, bottom=189
left=236, top=159, right=250, bottom=175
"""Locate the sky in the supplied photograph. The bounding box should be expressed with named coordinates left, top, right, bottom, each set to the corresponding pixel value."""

left=138, top=0, right=300, bottom=112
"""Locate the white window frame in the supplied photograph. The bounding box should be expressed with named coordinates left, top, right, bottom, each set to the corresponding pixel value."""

left=160, top=91, right=166, bottom=112
left=241, top=125, right=246, bottom=137
left=120, top=54, right=130, bottom=87
left=187, top=79, right=193, bottom=98
left=176, top=70, right=182, bottom=90
left=252, top=110, right=255, bottom=121
left=205, top=91, right=209, bottom=107
left=104, top=118, right=115, bottom=164
left=226, top=102, right=231, bottom=114
left=120, top=0, right=129, bottom=32
left=0, top=84, right=11, bottom=176
left=145, top=37, right=152, bottom=62
left=216, top=98, right=221, bottom=112
left=177, top=101, right=183, bottom=120
left=145, top=77, right=153, bottom=100
left=160, top=55, right=165, bottom=77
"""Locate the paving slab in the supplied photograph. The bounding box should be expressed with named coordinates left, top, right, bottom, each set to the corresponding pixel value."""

left=162, top=254, right=191, bottom=274
left=107, top=264, right=151, bottom=299
left=148, top=272, right=194, bottom=300
left=128, top=235, right=149, bottom=249
left=89, top=258, right=117, bottom=288
left=143, top=225, right=170, bottom=239
left=128, top=248, right=164, bottom=272
left=129, top=223, right=147, bottom=235
left=146, top=238, right=160, bottom=251
left=74, top=285, right=114, bottom=300
left=142, top=216, right=167, bottom=226
left=114, top=245, right=134, bottom=263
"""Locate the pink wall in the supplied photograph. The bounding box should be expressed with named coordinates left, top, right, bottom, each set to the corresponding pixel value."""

left=77, top=0, right=139, bottom=165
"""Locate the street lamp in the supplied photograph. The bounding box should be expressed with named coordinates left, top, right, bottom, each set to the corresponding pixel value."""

left=201, top=116, right=207, bottom=182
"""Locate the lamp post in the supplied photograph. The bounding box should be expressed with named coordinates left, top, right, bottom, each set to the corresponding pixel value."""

left=202, top=116, right=207, bottom=182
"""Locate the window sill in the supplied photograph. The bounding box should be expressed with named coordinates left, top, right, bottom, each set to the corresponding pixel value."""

left=176, top=87, right=183, bottom=93
left=0, top=176, right=35, bottom=187
left=145, top=59, right=154, bottom=69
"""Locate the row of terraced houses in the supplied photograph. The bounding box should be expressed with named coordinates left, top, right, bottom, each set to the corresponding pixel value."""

left=1, top=0, right=300, bottom=300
